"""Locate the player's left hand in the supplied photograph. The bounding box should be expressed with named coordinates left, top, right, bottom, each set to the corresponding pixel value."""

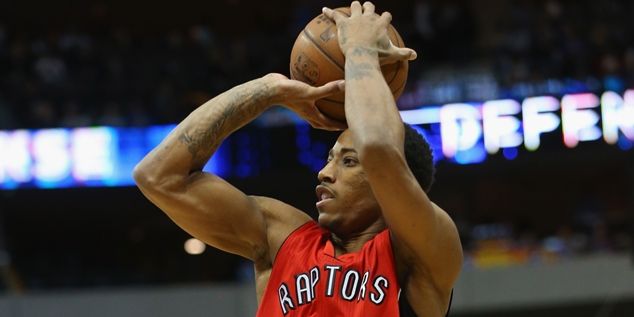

left=323, top=1, right=417, bottom=65
left=264, top=73, right=347, bottom=131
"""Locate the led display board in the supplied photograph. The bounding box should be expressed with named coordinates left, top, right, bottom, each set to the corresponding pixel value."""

left=1, top=90, right=632, bottom=189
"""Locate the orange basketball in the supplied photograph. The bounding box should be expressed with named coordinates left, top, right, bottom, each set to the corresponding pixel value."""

left=289, top=7, right=409, bottom=121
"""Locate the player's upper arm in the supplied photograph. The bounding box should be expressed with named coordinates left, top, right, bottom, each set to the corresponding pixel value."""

left=134, top=169, right=309, bottom=262
left=360, top=144, right=463, bottom=290
left=134, top=170, right=267, bottom=260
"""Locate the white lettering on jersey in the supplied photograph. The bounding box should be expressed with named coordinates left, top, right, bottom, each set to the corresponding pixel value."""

left=278, top=283, right=295, bottom=315
left=341, top=269, right=360, bottom=301
left=357, top=271, right=370, bottom=301
left=324, top=265, right=342, bottom=297
left=309, top=266, right=319, bottom=300
left=370, top=276, right=389, bottom=305
left=275, top=265, right=392, bottom=313
left=296, top=273, right=311, bottom=305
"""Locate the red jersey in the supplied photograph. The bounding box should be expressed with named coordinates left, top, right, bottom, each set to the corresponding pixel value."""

left=256, top=221, right=402, bottom=316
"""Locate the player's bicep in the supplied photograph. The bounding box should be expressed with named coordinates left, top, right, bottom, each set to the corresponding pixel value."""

left=363, top=151, right=462, bottom=288
left=366, top=159, right=434, bottom=249
left=138, top=171, right=268, bottom=261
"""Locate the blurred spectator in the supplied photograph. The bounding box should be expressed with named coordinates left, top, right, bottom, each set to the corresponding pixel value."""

left=1, top=0, right=633, bottom=130
left=96, top=102, right=126, bottom=126
left=34, top=54, right=67, bottom=85
left=0, top=98, right=16, bottom=129
left=28, top=100, right=57, bottom=128
left=60, top=100, right=91, bottom=127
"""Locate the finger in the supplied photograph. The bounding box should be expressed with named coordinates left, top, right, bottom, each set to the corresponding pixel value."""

left=309, top=80, right=345, bottom=99
left=362, top=2, right=375, bottom=15
left=378, top=46, right=417, bottom=65
left=393, top=47, right=418, bottom=61
left=322, top=7, right=346, bottom=23
left=386, top=45, right=418, bottom=61
left=379, top=11, right=392, bottom=25
left=350, top=1, right=362, bottom=17
left=337, top=80, right=346, bottom=92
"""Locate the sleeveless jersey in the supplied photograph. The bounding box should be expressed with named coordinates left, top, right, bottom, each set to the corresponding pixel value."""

left=256, top=221, right=401, bottom=316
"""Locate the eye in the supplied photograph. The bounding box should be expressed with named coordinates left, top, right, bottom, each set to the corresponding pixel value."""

left=343, top=157, right=357, bottom=166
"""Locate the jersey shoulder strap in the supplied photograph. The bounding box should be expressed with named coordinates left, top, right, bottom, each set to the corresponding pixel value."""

left=273, top=220, right=321, bottom=264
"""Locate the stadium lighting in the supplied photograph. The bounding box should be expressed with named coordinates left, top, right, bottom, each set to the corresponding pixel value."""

left=184, top=238, right=206, bottom=255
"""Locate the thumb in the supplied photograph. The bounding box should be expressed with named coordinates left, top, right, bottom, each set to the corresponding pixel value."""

left=395, top=47, right=417, bottom=61
left=337, top=80, right=346, bottom=91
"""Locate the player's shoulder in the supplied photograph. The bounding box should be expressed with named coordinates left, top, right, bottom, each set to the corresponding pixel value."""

left=250, top=196, right=313, bottom=263
left=251, top=195, right=312, bottom=226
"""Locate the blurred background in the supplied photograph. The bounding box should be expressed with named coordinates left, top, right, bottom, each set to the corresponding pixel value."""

left=0, top=0, right=633, bottom=316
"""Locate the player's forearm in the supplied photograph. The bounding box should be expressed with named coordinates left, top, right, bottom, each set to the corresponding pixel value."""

left=134, top=76, right=277, bottom=185
left=175, top=77, right=278, bottom=170
left=344, top=47, right=404, bottom=151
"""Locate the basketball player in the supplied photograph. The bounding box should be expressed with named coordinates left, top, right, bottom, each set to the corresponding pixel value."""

left=133, top=2, right=462, bottom=316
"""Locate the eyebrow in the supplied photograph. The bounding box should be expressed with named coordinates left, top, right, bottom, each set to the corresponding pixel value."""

left=328, top=147, right=358, bottom=157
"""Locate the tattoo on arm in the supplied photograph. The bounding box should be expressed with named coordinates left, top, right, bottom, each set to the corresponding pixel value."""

left=177, top=82, right=272, bottom=169
left=349, top=47, right=376, bottom=57
left=339, top=25, right=348, bottom=46
left=345, top=47, right=380, bottom=80
left=177, top=105, right=235, bottom=167
left=346, top=61, right=380, bottom=80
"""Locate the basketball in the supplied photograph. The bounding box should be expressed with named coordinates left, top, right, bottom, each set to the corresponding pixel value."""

left=289, top=7, right=409, bottom=121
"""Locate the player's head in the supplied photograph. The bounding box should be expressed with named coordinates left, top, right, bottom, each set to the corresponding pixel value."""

left=316, top=123, right=435, bottom=236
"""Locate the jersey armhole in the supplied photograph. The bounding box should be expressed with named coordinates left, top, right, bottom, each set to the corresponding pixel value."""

left=271, top=220, right=316, bottom=265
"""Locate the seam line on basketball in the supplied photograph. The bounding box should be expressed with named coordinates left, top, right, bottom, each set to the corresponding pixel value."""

left=302, top=29, right=345, bottom=72
left=395, top=78, right=407, bottom=92
left=387, top=61, right=402, bottom=86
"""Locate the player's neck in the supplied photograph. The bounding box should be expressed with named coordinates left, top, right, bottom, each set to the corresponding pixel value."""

left=330, top=220, right=386, bottom=256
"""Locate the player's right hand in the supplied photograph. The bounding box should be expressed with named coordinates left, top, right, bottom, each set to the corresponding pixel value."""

left=264, top=73, right=347, bottom=131
left=323, top=1, right=417, bottom=65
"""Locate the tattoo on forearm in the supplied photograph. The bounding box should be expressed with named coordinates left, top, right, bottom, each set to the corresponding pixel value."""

left=177, top=82, right=272, bottom=168
left=346, top=61, right=379, bottom=80
left=339, top=25, right=348, bottom=45
left=178, top=105, right=236, bottom=166
left=349, top=47, right=376, bottom=57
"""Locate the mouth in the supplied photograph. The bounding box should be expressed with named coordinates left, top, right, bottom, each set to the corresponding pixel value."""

left=315, top=185, right=335, bottom=207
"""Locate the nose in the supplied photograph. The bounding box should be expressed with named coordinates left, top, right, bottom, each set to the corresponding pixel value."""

left=317, top=160, right=336, bottom=184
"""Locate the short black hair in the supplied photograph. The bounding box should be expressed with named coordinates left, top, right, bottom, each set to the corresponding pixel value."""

left=403, top=123, right=435, bottom=193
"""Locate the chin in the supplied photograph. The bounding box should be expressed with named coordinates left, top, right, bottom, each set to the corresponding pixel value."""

left=318, top=213, right=347, bottom=235
left=317, top=212, right=330, bottom=227
left=317, top=213, right=336, bottom=230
